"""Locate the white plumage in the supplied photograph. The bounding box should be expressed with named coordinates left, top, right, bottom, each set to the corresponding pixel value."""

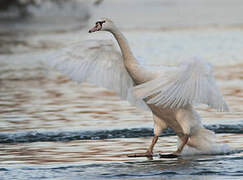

left=48, top=40, right=150, bottom=111
left=133, top=57, right=229, bottom=111
left=46, top=18, right=229, bottom=156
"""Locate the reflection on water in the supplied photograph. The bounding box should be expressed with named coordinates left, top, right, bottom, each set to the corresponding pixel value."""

left=0, top=134, right=242, bottom=165
left=0, top=61, right=151, bottom=132
left=0, top=135, right=242, bottom=179
left=1, top=58, right=242, bottom=132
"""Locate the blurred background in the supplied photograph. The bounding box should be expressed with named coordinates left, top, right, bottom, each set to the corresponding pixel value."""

left=0, top=0, right=243, bottom=179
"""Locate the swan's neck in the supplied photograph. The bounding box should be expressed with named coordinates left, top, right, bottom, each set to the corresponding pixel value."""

left=109, top=27, right=146, bottom=84
left=109, top=27, right=138, bottom=65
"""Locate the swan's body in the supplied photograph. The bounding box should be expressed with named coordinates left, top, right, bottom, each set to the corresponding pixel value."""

left=48, top=18, right=229, bottom=156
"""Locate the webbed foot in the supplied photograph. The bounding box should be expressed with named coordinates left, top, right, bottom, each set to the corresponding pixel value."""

left=127, top=151, right=153, bottom=158
left=159, top=153, right=179, bottom=158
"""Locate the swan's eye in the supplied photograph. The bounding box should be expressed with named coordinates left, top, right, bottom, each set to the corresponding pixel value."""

left=96, top=20, right=106, bottom=26
left=89, top=20, right=106, bottom=33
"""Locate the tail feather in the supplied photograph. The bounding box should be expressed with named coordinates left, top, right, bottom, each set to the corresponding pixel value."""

left=181, top=127, right=230, bottom=155
left=188, top=128, right=215, bottom=150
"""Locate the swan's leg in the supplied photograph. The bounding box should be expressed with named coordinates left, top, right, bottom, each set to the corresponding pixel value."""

left=173, top=134, right=189, bottom=155
left=127, top=135, right=159, bottom=158
left=146, top=135, right=158, bottom=155
left=127, top=115, right=167, bottom=158
left=146, top=115, right=167, bottom=156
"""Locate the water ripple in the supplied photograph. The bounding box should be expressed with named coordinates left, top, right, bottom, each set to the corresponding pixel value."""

left=0, top=124, right=242, bottom=144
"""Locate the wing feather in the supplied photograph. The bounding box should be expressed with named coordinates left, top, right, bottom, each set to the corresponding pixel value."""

left=133, top=57, right=229, bottom=112
left=46, top=40, right=149, bottom=111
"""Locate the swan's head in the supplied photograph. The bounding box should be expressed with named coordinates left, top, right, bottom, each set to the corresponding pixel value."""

left=88, top=18, right=114, bottom=33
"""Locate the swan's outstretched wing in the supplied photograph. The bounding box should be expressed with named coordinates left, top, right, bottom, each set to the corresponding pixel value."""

left=46, top=40, right=149, bottom=111
left=133, top=57, right=229, bottom=112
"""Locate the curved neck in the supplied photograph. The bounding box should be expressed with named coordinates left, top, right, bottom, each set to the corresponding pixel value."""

left=107, top=26, right=150, bottom=84
left=109, top=27, right=138, bottom=65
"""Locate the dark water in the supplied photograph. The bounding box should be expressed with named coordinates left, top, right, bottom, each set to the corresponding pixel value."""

left=0, top=0, right=243, bottom=179
left=1, top=154, right=243, bottom=180
left=0, top=124, right=242, bottom=144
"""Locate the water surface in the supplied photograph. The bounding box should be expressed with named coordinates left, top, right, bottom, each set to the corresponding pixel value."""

left=0, top=0, right=243, bottom=179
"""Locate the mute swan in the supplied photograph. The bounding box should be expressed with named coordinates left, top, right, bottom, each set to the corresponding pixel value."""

left=49, top=18, right=229, bottom=157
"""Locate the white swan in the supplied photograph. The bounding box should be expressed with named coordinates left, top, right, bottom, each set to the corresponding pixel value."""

left=49, top=18, right=229, bottom=157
